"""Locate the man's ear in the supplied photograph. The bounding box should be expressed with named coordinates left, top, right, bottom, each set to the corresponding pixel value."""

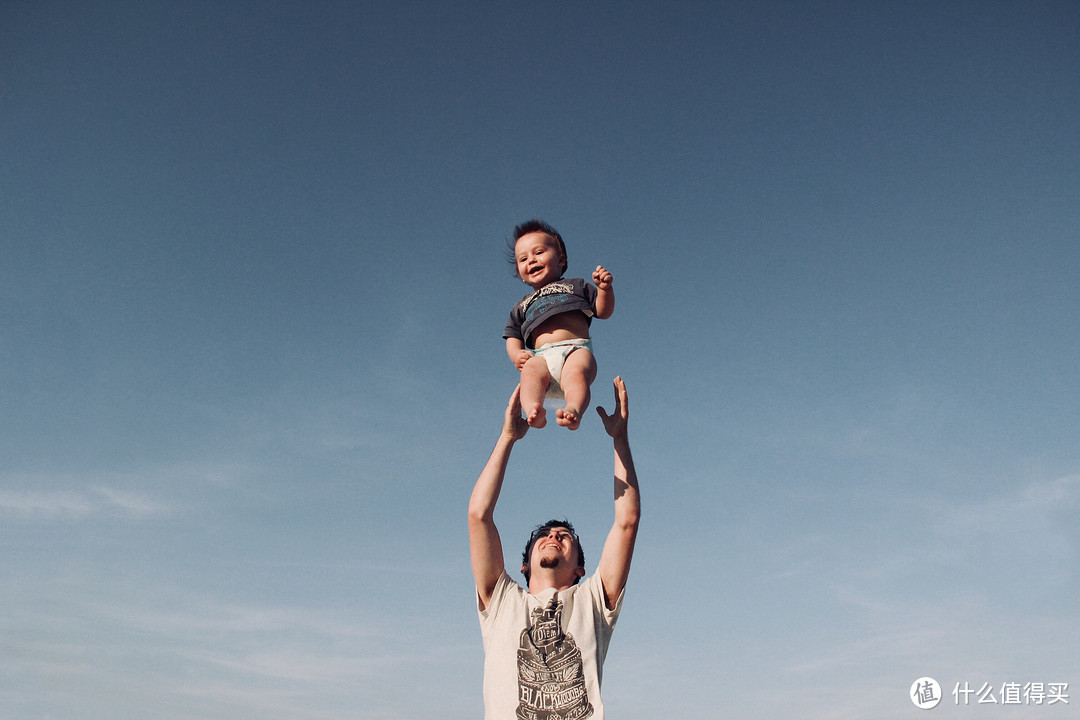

left=521, top=563, right=529, bottom=577
left=574, top=565, right=585, bottom=579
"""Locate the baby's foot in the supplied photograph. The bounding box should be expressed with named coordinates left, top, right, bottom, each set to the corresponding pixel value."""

left=556, top=407, right=581, bottom=430
left=526, top=404, right=547, bottom=428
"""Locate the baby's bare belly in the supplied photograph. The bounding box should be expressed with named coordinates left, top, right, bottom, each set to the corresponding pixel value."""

left=529, top=311, right=592, bottom=348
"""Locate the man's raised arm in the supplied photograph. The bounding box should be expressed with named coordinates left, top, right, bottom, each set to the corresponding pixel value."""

left=468, top=386, right=529, bottom=610
left=595, top=376, right=641, bottom=611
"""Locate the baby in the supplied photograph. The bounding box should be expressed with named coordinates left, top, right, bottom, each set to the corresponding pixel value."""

left=503, top=220, right=614, bottom=430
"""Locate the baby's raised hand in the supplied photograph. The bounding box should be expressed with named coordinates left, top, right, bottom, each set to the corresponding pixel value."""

left=593, top=265, right=613, bottom=289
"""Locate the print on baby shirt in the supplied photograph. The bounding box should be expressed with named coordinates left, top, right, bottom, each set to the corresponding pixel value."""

left=516, top=593, right=594, bottom=720
left=521, top=282, right=579, bottom=329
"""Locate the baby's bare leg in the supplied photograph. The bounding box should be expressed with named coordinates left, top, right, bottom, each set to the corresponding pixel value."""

left=520, top=355, right=550, bottom=428
left=555, top=348, right=597, bottom=430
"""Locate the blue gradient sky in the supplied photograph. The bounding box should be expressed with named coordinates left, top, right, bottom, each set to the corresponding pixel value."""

left=2, top=2, right=1078, bottom=718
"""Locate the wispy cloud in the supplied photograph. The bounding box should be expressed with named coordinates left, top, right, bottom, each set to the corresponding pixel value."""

left=1018, top=473, right=1080, bottom=511
left=932, top=473, right=1080, bottom=566
left=111, top=600, right=376, bottom=641
left=0, top=486, right=168, bottom=519
left=0, top=460, right=267, bottom=520
left=5, top=590, right=473, bottom=720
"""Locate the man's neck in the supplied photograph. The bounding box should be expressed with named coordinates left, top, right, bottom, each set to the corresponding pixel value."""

left=527, top=572, right=578, bottom=595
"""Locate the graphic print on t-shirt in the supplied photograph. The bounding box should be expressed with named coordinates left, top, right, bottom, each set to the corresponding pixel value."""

left=522, top=283, right=577, bottom=331
left=516, top=593, right=593, bottom=720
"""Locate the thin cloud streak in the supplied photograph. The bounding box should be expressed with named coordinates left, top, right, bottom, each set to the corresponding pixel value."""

left=4, top=591, right=478, bottom=720
left=0, top=487, right=168, bottom=519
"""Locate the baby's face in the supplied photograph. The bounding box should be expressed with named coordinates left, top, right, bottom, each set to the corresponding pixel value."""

left=515, top=232, right=565, bottom=289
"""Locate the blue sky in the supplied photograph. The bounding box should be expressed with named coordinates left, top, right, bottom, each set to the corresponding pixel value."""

left=2, top=1, right=1078, bottom=718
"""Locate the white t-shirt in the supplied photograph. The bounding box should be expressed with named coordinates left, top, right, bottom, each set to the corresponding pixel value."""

left=478, top=571, right=622, bottom=720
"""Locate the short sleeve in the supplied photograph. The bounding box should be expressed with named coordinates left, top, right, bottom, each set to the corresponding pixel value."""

left=581, top=280, right=599, bottom=314
left=503, top=309, right=523, bottom=341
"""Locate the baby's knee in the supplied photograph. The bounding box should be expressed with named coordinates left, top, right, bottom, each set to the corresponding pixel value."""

left=523, top=354, right=547, bottom=371
left=522, top=355, right=551, bottom=379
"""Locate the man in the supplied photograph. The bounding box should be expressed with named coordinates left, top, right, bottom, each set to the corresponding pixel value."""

left=468, top=376, right=640, bottom=719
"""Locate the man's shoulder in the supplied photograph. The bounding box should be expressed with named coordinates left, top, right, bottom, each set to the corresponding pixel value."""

left=577, top=572, right=606, bottom=598
left=487, top=571, right=526, bottom=605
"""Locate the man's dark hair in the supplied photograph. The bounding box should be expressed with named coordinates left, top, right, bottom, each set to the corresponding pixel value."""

left=521, top=519, right=584, bottom=585
left=507, top=219, right=568, bottom=275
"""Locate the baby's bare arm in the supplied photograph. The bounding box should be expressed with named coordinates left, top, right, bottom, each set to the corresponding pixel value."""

left=593, top=265, right=615, bottom=319
left=506, top=337, right=533, bottom=370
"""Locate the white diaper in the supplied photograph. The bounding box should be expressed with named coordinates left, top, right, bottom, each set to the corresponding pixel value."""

left=534, top=338, right=593, bottom=400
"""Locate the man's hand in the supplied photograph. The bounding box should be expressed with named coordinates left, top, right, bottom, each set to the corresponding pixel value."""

left=596, top=375, right=638, bottom=610
left=593, top=265, right=613, bottom=290
left=513, top=348, right=534, bottom=371
left=596, top=376, right=628, bottom=439
left=503, top=385, right=530, bottom=441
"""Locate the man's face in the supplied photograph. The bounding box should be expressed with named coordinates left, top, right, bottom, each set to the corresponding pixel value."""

left=526, top=526, right=582, bottom=577
left=514, top=232, right=566, bottom=289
